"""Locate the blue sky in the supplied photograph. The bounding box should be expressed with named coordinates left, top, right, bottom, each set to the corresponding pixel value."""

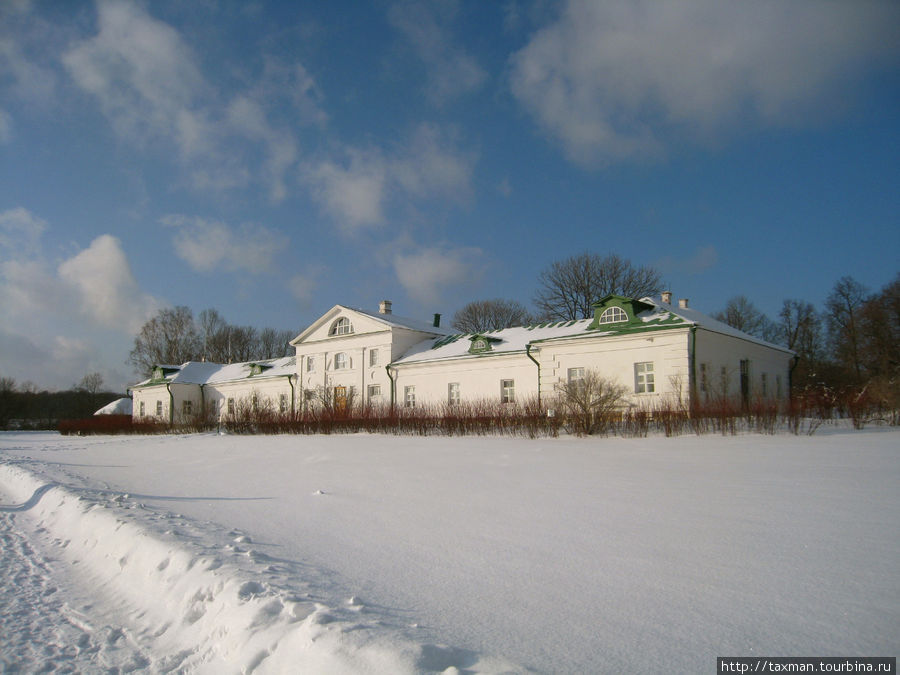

left=2, top=0, right=898, bottom=392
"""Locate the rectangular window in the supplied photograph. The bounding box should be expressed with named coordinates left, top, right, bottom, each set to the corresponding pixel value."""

left=369, top=349, right=379, bottom=367
left=182, top=400, right=192, bottom=417
left=306, top=356, right=315, bottom=372
left=448, top=382, right=460, bottom=406
left=334, top=352, right=348, bottom=370
left=501, top=379, right=515, bottom=404
left=156, top=400, right=163, bottom=416
left=368, top=384, right=381, bottom=399
left=567, top=367, right=585, bottom=384
left=404, top=385, right=416, bottom=408
left=139, top=401, right=145, bottom=416
left=227, top=398, right=235, bottom=414
left=761, top=372, right=768, bottom=397
left=251, top=393, right=259, bottom=412
left=304, top=390, right=315, bottom=402
left=700, top=363, right=708, bottom=394
left=279, top=393, right=288, bottom=413
left=634, top=362, right=655, bottom=394
left=776, top=374, right=783, bottom=399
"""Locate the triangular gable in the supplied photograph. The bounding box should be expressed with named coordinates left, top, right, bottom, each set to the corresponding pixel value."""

left=291, top=305, right=448, bottom=345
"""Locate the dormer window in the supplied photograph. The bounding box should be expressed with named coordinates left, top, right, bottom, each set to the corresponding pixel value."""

left=597, top=306, right=628, bottom=324
left=468, top=334, right=501, bottom=354
left=329, top=317, right=353, bottom=336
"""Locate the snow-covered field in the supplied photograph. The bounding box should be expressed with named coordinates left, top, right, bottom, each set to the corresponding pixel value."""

left=1, top=428, right=898, bottom=673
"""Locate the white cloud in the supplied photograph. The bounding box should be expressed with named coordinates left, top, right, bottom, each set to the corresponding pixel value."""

left=0, top=207, right=47, bottom=256
left=58, top=234, right=161, bottom=333
left=0, top=226, right=161, bottom=390
left=289, top=273, right=318, bottom=306
left=62, top=0, right=205, bottom=148
left=388, top=0, right=487, bottom=105
left=509, top=0, right=900, bottom=165
left=61, top=0, right=306, bottom=202
left=162, top=215, right=287, bottom=275
left=393, top=244, right=485, bottom=306
left=302, top=124, right=476, bottom=233
left=302, top=150, right=390, bottom=232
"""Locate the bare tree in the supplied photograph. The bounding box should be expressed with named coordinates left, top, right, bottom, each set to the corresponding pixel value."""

left=129, top=306, right=201, bottom=376
left=76, top=372, right=104, bottom=394
left=712, top=296, right=777, bottom=341
left=451, top=299, right=535, bottom=333
left=554, top=369, right=628, bottom=435
left=825, top=276, right=869, bottom=382
left=198, top=308, right=228, bottom=361
left=223, top=325, right=258, bottom=363
left=778, top=299, right=823, bottom=386
left=258, top=327, right=296, bottom=359
left=857, top=273, right=899, bottom=380
left=534, top=253, right=662, bottom=321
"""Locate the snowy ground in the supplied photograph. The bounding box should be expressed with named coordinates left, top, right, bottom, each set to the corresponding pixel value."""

left=1, top=427, right=898, bottom=673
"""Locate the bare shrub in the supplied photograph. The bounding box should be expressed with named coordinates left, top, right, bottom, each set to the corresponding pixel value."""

left=554, top=370, right=628, bottom=436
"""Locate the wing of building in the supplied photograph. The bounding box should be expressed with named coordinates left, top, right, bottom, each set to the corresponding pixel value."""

left=131, top=295, right=794, bottom=422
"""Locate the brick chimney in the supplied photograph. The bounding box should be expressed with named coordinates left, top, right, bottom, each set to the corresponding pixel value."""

left=379, top=300, right=392, bottom=315
left=678, top=298, right=689, bottom=309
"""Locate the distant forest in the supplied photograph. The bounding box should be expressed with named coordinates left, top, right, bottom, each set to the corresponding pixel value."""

left=1, top=375, right=121, bottom=430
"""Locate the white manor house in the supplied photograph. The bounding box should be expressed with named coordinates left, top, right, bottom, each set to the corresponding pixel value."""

left=130, top=294, right=795, bottom=423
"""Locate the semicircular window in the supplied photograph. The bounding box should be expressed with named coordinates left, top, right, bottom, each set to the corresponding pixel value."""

left=598, top=306, right=628, bottom=324
left=329, top=317, right=353, bottom=336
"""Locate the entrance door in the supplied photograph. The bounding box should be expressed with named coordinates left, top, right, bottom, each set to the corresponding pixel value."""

left=334, top=386, right=348, bottom=413
left=740, top=360, right=750, bottom=409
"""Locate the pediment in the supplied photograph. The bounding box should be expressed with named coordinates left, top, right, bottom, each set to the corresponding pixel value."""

left=291, top=306, right=393, bottom=345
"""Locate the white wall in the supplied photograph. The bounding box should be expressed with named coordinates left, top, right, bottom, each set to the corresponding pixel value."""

left=392, top=353, right=538, bottom=408
left=694, top=329, right=793, bottom=404
left=536, top=329, right=692, bottom=409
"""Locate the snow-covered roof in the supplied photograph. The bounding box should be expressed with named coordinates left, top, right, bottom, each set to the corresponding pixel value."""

left=651, top=296, right=792, bottom=352
left=394, top=296, right=791, bottom=366
left=94, top=397, right=133, bottom=415
left=395, top=319, right=595, bottom=364
left=133, top=356, right=297, bottom=388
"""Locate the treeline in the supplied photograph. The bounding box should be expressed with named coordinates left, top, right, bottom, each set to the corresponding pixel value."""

left=129, top=307, right=296, bottom=377
left=709, top=274, right=899, bottom=400
left=0, top=373, right=121, bottom=430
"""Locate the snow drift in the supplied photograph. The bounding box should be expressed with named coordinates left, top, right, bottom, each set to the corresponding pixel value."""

left=0, top=461, right=520, bottom=674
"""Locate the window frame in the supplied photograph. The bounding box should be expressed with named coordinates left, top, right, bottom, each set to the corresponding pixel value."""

left=306, top=356, right=315, bottom=373
left=369, top=348, right=379, bottom=367
left=156, top=400, right=163, bottom=416
left=448, top=382, right=460, bottom=406
left=634, top=362, right=655, bottom=394
left=367, top=384, right=381, bottom=399
left=598, top=306, right=628, bottom=324
left=501, top=379, right=515, bottom=404
left=329, top=317, right=353, bottom=336
left=182, top=400, right=192, bottom=417
left=404, top=385, right=416, bottom=408
left=334, top=352, right=348, bottom=370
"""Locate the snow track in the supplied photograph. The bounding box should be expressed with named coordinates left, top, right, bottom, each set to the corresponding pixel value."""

left=0, top=463, right=521, bottom=674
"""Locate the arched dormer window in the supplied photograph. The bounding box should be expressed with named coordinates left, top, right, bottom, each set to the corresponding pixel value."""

left=329, top=317, right=353, bottom=336
left=598, top=306, right=628, bottom=324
